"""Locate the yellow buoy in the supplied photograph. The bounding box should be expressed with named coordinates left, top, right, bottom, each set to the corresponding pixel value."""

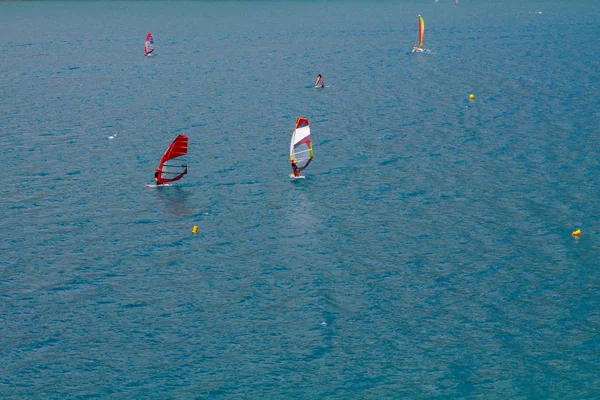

left=469, top=94, right=475, bottom=100
left=571, top=229, right=581, bottom=237
left=192, top=226, right=198, bottom=234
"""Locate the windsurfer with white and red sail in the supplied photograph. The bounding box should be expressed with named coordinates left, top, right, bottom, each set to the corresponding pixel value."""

left=314, top=74, right=324, bottom=88
left=289, top=117, right=314, bottom=179
left=144, top=33, right=155, bottom=56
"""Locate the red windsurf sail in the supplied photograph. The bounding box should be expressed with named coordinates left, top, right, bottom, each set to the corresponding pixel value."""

left=156, top=135, right=188, bottom=185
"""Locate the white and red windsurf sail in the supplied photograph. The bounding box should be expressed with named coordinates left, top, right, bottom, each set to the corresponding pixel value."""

left=290, top=117, right=314, bottom=173
left=144, top=33, right=155, bottom=56
left=156, top=135, right=188, bottom=185
left=314, top=75, right=324, bottom=88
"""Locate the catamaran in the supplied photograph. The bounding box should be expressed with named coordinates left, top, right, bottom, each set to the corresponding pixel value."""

left=144, top=33, right=155, bottom=56
left=412, top=16, right=425, bottom=52
left=148, top=135, right=188, bottom=187
left=289, top=118, right=314, bottom=179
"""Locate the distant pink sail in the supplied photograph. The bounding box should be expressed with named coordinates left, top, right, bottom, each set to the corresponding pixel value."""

left=455, top=0, right=459, bottom=6
left=144, top=33, right=155, bottom=55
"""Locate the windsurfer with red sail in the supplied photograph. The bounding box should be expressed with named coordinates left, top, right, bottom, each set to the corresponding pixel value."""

left=146, top=134, right=188, bottom=188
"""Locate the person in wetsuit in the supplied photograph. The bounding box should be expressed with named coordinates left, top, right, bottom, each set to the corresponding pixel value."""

left=291, top=160, right=300, bottom=177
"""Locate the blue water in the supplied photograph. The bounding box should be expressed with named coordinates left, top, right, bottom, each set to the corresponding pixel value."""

left=1, top=0, right=599, bottom=397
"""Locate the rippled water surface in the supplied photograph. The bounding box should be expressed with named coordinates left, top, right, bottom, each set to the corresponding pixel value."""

left=1, top=0, right=599, bottom=398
